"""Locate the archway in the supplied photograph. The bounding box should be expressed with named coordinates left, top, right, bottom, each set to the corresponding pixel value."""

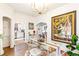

left=3, top=16, right=11, bottom=48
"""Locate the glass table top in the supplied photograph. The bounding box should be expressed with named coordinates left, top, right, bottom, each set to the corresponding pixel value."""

left=25, top=40, right=62, bottom=56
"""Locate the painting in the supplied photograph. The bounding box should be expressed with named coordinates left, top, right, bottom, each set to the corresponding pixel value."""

left=51, top=11, right=76, bottom=43
left=28, top=22, right=34, bottom=30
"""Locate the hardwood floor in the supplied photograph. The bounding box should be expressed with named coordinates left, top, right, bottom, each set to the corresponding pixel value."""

left=3, top=47, right=14, bottom=56
left=15, top=42, right=28, bottom=56
left=3, top=40, right=28, bottom=56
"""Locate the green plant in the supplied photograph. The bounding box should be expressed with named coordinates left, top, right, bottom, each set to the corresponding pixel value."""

left=66, top=35, right=79, bottom=56
left=66, top=44, right=75, bottom=51
left=76, top=44, right=79, bottom=50
left=66, top=44, right=72, bottom=49
left=76, top=40, right=79, bottom=50
left=71, top=34, right=78, bottom=45
left=67, top=51, right=79, bottom=56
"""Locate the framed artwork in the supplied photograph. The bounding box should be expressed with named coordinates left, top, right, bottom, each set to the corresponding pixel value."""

left=28, top=22, right=34, bottom=30
left=51, top=11, right=76, bottom=43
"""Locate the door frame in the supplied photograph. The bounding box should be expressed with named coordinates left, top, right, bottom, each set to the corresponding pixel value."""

left=3, top=16, right=11, bottom=48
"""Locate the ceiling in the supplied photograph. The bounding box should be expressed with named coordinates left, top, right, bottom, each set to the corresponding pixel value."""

left=8, top=3, right=67, bottom=16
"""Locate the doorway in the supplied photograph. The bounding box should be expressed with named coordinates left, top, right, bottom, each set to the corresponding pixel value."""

left=3, top=17, right=11, bottom=47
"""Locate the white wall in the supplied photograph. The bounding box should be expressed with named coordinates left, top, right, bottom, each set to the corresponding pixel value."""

left=34, top=4, right=79, bottom=51
left=0, top=4, right=35, bottom=55
left=0, top=3, right=15, bottom=55
left=0, top=4, right=15, bottom=48
left=14, top=11, right=35, bottom=41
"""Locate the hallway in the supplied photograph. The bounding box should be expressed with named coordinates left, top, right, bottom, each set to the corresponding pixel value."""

left=3, top=40, right=28, bottom=56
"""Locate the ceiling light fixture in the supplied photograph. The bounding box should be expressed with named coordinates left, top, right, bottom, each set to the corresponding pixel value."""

left=32, top=1, right=48, bottom=15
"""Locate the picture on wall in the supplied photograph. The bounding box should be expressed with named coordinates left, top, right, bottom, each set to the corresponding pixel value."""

left=51, top=11, right=76, bottom=43
left=28, top=22, right=34, bottom=30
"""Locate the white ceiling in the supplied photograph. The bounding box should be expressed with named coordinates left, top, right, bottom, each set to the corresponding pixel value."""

left=8, top=3, right=67, bottom=16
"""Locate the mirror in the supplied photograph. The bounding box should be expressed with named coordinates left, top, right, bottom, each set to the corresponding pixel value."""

left=36, top=22, right=47, bottom=42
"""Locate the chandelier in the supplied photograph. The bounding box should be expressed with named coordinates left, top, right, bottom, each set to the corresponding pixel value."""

left=32, top=1, right=48, bottom=15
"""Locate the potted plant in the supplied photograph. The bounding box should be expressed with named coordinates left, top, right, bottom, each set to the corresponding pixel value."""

left=66, top=44, right=72, bottom=50
left=76, top=39, right=79, bottom=50
left=66, top=51, right=79, bottom=56
left=66, top=44, right=75, bottom=51
left=65, top=35, right=79, bottom=56
left=71, top=34, right=78, bottom=45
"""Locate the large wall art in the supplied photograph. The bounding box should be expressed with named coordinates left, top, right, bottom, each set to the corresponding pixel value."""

left=51, top=11, right=76, bottom=43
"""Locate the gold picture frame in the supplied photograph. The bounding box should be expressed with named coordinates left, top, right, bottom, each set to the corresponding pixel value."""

left=51, top=11, right=76, bottom=43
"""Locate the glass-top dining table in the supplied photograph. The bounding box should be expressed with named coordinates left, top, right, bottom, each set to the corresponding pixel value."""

left=25, top=39, right=63, bottom=56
